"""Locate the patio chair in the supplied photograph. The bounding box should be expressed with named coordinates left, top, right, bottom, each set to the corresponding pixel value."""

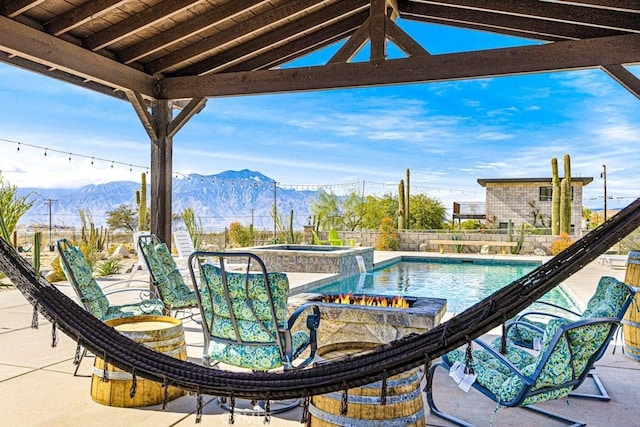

left=427, top=299, right=630, bottom=427
left=328, top=229, right=355, bottom=246
left=188, top=251, right=321, bottom=416
left=312, top=230, right=331, bottom=245
left=503, top=275, right=635, bottom=400
left=137, top=234, right=198, bottom=317
left=56, top=238, right=163, bottom=374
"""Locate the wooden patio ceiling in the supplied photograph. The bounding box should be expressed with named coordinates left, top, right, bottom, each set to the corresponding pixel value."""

left=1, top=0, right=639, bottom=101
left=1, top=0, right=639, bottom=243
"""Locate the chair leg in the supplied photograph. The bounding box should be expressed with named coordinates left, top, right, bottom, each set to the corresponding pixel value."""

left=568, top=369, right=611, bottom=401
left=72, top=344, right=92, bottom=377
left=425, top=361, right=475, bottom=427
left=522, top=405, right=586, bottom=427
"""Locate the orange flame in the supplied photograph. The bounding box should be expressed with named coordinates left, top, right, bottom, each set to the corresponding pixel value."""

left=321, top=294, right=409, bottom=308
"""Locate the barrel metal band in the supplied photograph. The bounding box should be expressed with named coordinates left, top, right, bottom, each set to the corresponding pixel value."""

left=307, top=402, right=424, bottom=426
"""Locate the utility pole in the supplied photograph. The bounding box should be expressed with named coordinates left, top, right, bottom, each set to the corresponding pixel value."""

left=273, top=181, right=277, bottom=237
left=603, top=165, right=607, bottom=222
left=44, top=198, right=56, bottom=250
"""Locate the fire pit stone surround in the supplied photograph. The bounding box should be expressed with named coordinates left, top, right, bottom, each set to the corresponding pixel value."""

left=288, top=293, right=447, bottom=346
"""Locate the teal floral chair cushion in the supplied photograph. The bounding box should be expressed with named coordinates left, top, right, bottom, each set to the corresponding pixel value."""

left=57, top=239, right=163, bottom=321
left=198, top=263, right=310, bottom=370
left=137, top=236, right=197, bottom=311
left=507, top=276, right=630, bottom=348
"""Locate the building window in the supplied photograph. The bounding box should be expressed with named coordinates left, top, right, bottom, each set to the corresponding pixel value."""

left=539, top=186, right=574, bottom=201
left=539, top=186, right=552, bottom=201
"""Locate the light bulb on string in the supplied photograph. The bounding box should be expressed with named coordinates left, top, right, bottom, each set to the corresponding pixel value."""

left=91, top=157, right=94, bottom=165
left=111, top=161, right=114, bottom=169
left=44, top=148, right=47, bottom=157
left=68, top=153, right=72, bottom=162
left=17, top=143, right=20, bottom=152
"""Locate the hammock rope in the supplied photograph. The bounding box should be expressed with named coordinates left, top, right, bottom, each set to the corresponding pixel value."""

left=1, top=197, right=639, bottom=400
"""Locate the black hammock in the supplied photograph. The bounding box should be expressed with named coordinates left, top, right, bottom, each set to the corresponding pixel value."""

left=1, top=198, right=639, bottom=402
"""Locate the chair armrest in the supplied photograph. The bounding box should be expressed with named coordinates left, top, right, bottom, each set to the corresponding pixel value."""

left=528, top=301, right=581, bottom=317
left=281, top=303, right=321, bottom=369
left=505, top=318, right=548, bottom=337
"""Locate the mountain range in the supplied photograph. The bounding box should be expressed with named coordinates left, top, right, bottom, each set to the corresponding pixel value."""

left=16, top=170, right=317, bottom=231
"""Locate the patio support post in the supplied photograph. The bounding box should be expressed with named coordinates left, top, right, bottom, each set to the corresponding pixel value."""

left=150, top=99, right=173, bottom=248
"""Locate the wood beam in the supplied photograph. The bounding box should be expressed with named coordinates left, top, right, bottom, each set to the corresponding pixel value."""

left=147, top=0, right=367, bottom=75
left=602, top=64, right=640, bottom=100
left=385, top=16, right=429, bottom=56
left=118, top=0, right=267, bottom=64
left=44, top=0, right=127, bottom=36
left=1, top=0, right=45, bottom=18
left=539, top=0, right=640, bottom=13
left=409, top=0, right=640, bottom=33
left=160, top=33, right=640, bottom=99
left=328, top=17, right=370, bottom=64
left=224, top=13, right=366, bottom=73
left=0, top=15, right=157, bottom=97
left=150, top=100, right=173, bottom=248
left=173, top=1, right=369, bottom=76
left=400, top=2, right=626, bottom=41
left=167, top=97, right=206, bottom=138
left=370, top=0, right=387, bottom=62
left=84, top=0, right=204, bottom=51
left=126, top=91, right=157, bottom=140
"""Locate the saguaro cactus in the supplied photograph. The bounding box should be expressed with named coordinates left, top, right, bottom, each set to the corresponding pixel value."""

left=405, top=168, right=410, bottom=229
left=551, top=158, right=560, bottom=235
left=560, top=154, right=572, bottom=234
left=398, top=179, right=405, bottom=230
left=136, top=172, right=148, bottom=231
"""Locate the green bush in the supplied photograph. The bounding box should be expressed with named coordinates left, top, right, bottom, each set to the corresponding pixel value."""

left=375, top=217, right=400, bottom=250
left=95, top=258, right=122, bottom=276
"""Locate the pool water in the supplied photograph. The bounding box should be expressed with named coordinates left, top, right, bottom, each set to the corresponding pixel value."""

left=309, top=258, right=579, bottom=314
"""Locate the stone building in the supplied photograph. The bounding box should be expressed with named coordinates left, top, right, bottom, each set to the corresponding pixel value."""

left=476, top=177, right=593, bottom=235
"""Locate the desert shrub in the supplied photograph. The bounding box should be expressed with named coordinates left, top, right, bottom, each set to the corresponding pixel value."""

left=95, top=258, right=121, bottom=276
left=551, top=232, right=573, bottom=255
left=229, top=222, right=254, bottom=247
left=375, top=217, right=400, bottom=251
left=48, top=256, right=67, bottom=282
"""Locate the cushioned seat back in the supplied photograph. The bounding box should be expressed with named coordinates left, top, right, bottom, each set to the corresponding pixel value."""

left=199, top=264, right=289, bottom=343
left=57, top=239, right=109, bottom=319
left=581, top=276, right=631, bottom=319
left=139, top=237, right=192, bottom=300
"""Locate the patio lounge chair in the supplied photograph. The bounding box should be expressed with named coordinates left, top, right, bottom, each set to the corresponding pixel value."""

left=188, top=251, right=321, bottom=415
left=137, top=234, right=198, bottom=317
left=427, top=306, right=632, bottom=426
left=56, top=238, right=163, bottom=374
left=426, top=283, right=632, bottom=427
left=328, top=229, right=355, bottom=246
left=503, top=275, right=635, bottom=400
left=312, top=230, right=331, bottom=245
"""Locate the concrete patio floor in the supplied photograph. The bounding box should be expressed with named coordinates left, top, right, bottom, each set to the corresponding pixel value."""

left=0, top=251, right=638, bottom=426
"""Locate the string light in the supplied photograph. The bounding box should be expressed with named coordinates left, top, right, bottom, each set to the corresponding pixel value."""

left=44, top=148, right=47, bottom=156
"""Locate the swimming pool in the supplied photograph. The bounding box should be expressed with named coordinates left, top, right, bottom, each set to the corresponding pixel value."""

left=308, top=257, right=579, bottom=314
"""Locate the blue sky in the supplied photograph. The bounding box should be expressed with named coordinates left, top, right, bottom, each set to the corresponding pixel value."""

left=0, top=19, right=638, bottom=214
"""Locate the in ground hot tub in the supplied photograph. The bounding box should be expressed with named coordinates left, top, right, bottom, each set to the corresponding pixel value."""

left=238, top=244, right=374, bottom=276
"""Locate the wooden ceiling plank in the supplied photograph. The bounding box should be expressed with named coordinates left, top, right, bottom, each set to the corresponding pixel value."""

left=118, top=0, right=270, bottom=65
left=146, top=0, right=354, bottom=75
left=172, top=0, right=369, bottom=77
left=1, top=0, right=45, bottom=18
left=84, top=0, right=205, bottom=52
left=409, top=0, right=640, bottom=33
left=0, top=15, right=157, bottom=97
left=44, top=0, right=128, bottom=36
left=161, top=33, right=640, bottom=98
left=539, top=0, right=640, bottom=14
left=385, top=16, right=430, bottom=56
left=126, top=90, right=157, bottom=140
left=167, top=97, right=206, bottom=138
left=328, top=17, right=370, bottom=64
left=602, top=64, right=640, bottom=100
left=225, top=12, right=369, bottom=72
left=370, top=0, right=387, bottom=62
left=223, top=12, right=368, bottom=73
left=400, top=2, right=626, bottom=40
